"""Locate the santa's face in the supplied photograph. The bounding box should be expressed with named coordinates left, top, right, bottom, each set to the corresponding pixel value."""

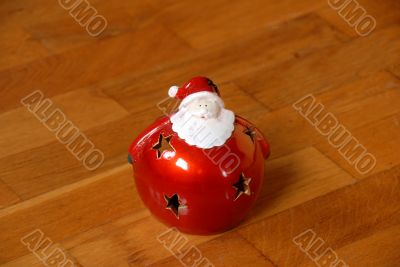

left=170, top=94, right=235, bottom=149
left=186, top=98, right=221, bottom=119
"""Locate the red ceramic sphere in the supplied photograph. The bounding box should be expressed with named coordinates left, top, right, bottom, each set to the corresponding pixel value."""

left=129, top=115, right=270, bottom=235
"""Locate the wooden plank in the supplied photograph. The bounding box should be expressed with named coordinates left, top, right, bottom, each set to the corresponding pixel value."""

left=0, top=22, right=193, bottom=113
left=274, top=71, right=400, bottom=178
left=0, top=108, right=153, bottom=199
left=317, top=0, right=400, bottom=37
left=0, top=243, right=83, bottom=267
left=335, top=225, right=400, bottom=267
left=155, top=0, right=325, bottom=49
left=1, top=254, right=47, bottom=267
left=315, top=113, right=400, bottom=178
left=247, top=103, right=322, bottom=160
left=24, top=1, right=157, bottom=53
left=102, top=14, right=348, bottom=112
left=337, top=225, right=400, bottom=267
left=313, top=71, right=400, bottom=127
left=242, top=71, right=400, bottom=160
left=0, top=88, right=128, bottom=159
left=150, top=232, right=275, bottom=267
left=0, top=182, right=20, bottom=209
left=244, top=147, right=355, bottom=224
left=0, top=21, right=49, bottom=71
left=237, top=166, right=400, bottom=267
left=222, top=83, right=269, bottom=119
left=67, top=216, right=217, bottom=266
left=235, top=26, right=400, bottom=110
left=388, top=62, right=400, bottom=79
left=0, top=0, right=72, bottom=27
left=0, top=165, right=141, bottom=263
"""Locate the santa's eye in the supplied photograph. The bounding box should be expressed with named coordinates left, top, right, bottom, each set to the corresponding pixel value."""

left=205, top=105, right=208, bottom=107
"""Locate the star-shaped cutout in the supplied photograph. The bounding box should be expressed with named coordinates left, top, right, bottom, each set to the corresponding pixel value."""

left=164, top=194, right=185, bottom=218
left=232, top=172, right=252, bottom=201
left=152, top=134, right=175, bottom=159
left=243, top=126, right=256, bottom=143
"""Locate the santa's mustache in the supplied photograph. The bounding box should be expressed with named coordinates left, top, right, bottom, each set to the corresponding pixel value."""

left=180, top=110, right=221, bottom=125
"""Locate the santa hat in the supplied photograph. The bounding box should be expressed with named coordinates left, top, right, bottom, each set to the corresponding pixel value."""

left=168, top=76, right=223, bottom=108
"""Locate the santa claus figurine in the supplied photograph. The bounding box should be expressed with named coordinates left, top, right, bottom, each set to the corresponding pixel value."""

left=129, top=76, right=270, bottom=235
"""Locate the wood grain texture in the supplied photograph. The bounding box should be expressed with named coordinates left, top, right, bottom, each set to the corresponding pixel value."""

left=1, top=0, right=399, bottom=266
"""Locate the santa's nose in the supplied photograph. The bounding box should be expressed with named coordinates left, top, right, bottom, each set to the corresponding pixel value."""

left=198, top=108, right=208, bottom=115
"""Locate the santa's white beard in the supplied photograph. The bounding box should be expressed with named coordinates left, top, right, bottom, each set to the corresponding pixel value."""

left=170, top=108, right=235, bottom=149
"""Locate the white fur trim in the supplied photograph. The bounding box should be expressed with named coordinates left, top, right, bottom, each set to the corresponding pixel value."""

left=168, top=86, right=179, bottom=97
left=180, top=91, right=224, bottom=108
